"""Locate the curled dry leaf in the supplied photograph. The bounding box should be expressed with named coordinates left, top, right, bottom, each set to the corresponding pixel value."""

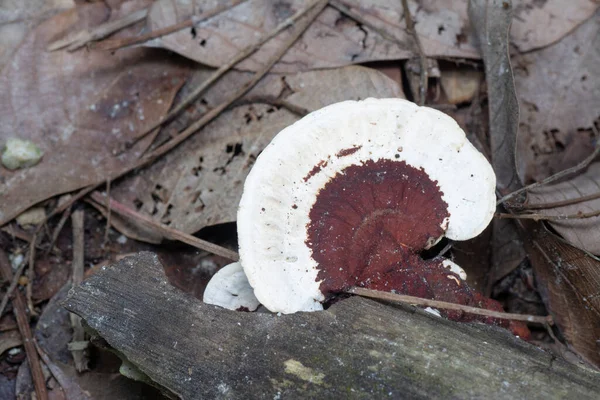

left=524, top=221, right=600, bottom=367
left=0, top=2, right=192, bottom=225
left=527, top=162, right=600, bottom=254
left=110, top=66, right=402, bottom=237
left=515, top=13, right=599, bottom=183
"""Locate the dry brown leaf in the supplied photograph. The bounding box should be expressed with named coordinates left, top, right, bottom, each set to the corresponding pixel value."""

left=142, top=0, right=595, bottom=73
left=469, top=0, right=526, bottom=286
left=0, top=0, right=74, bottom=70
left=515, top=13, right=599, bottom=183
left=524, top=221, right=600, bottom=368
left=511, top=0, right=598, bottom=52
left=110, top=66, right=402, bottom=237
left=145, top=0, right=478, bottom=72
left=528, top=162, right=600, bottom=254
left=0, top=2, right=192, bottom=225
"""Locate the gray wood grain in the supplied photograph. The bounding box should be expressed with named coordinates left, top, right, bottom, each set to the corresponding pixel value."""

left=64, top=252, right=600, bottom=399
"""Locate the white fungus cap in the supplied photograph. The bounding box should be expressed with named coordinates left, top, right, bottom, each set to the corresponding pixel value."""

left=237, top=98, right=496, bottom=314
left=203, top=262, right=260, bottom=311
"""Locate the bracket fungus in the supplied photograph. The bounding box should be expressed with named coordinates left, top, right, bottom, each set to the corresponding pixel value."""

left=234, top=98, right=522, bottom=333
left=203, top=262, right=260, bottom=312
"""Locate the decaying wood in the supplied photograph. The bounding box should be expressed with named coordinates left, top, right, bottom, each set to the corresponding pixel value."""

left=64, top=252, right=600, bottom=399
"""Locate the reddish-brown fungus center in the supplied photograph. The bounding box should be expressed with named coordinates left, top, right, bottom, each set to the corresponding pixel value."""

left=306, top=159, right=450, bottom=294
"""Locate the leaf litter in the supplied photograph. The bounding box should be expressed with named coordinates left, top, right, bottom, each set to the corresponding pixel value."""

left=0, top=0, right=600, bottom=398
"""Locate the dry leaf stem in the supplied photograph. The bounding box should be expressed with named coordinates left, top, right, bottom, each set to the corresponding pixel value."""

left=90, top=192, right=240, bottom=261
left=48, top=8, right=149, bottom=51
left=0, top=249, right=48, bottom=400
left=0, top=255, right=28, bottom=318
left=26, top=233, right=38, bottom=317
left=123, top=0, right=324, bottom=153
left=347, top=286, right=553, bottom=325
left=401, top=0, right=427, bottom=105
left=96, top=0, right=248, bottom=51
left=44, top=205, right=72, bottom=258
left=519, top=191, right=600, bottom=210
left=496, top=209, right=600, bottom=221
left=70, top=210, right=89, bottom=371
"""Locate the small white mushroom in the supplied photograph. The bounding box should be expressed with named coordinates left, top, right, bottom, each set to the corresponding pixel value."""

left=203, top=262, right=260, bottom=311
left=237, top=98, right=496, bottom=314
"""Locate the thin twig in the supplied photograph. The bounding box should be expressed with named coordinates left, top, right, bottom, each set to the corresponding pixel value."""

left=329, top=0, right=409, bottom=48
left=498, top=138, right=600, bottom=205
left=103, top=179, right=112, bottom=247
left=48, top=8, right=149, bottom=51
left=0, top=255, right=29, bottom=318
left=519, top=191, right=600, bottom=210
left=401, top=0, right=427, bottom=105
left=26, top=233, right=38, bottom=317
left=35, top=342, right=91, bottom=400
left=0, top=249, right=48, bottom=400
left=119, top=0, right=324, bottom=154
left=44, top=205, right=72, bottom=258
left=96, top=0, right=248, bottom=51
left=496, top=209, right=600, bottom=221
left=347, top=286, right=553, bottom=325
left=70, top=210, right=89, bottom=372
left=142, top=0, right=328, bottom=160
left=91, top=192, right=239, bottom=261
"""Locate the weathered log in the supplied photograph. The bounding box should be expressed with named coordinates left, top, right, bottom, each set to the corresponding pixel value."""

left=64, top=252, right=600, bottom=399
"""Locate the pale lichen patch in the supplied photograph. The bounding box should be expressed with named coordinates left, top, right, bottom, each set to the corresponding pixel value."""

left=283, top=359, right=325, bottom=385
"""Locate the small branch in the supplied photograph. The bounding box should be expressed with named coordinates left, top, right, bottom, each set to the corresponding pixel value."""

left=26, top=233, right=38, bottom=317
left=0, top=250, right=48, bottom=400
left=346, top=286, right=553, bottom=325
left=47, top=8, right=149, bottom=51
left=103, top=179, right=112, bottom=247
left=401, top=0, right=427, bottom=105
left=0, top=255, right=28, bottom=318
left=35, top=342, right=91, bottom=400
left=70, top=210, right=89, bottom=372
left=44, top=205, right=72, bottom=258
left=519, top=191, right=600, bottom=210
left=96, top=0, right=248, bottom=51
left=90, top=192, right=239, bottom=261
left=498, top=138, right=600, bottom=206
left=496, top=209, right=600, bottom=221
left=119, top=0, right=325, bottom=154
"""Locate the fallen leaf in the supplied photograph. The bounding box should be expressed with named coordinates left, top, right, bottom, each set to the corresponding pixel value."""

left=511, top=0, right=598, bottom=52
left=0, top=0, right=74, bottom=69
left=469, top=0, right=526, bottom=287
left=143, top=0, right=594, bottom=73
left=109, top=66, right=402, bottom=237
left=515, top=12, right=599, bottom=183
left=524, top=221, right=600, bottom=367
left=0, top=1, right=192, bottom=225
left=145, top=0, right=478, bottom=72
left=527, top=162, right=600, bottom=254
